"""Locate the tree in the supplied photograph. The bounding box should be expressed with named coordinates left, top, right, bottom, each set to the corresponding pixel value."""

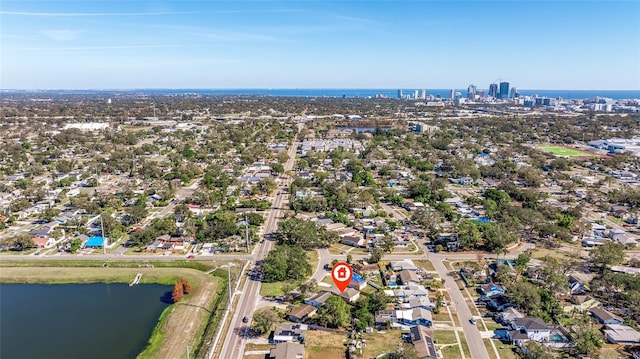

left=299, top=279, right=318, bottom=296
left=253, top=309, right=280, bottom=335
left=590, top=241, right=625, bottom=270
left=318, top=296, right=350, bottom=328
left=68, top=238, right=82, bottom=253
left=369, top=247, right=384, bottom=263
left=507, top=281, right=542, bottom=314
left=172, top=281, right=184, bottom=302
left=270, top=162, right=285, bottom=175
left=352, top=306, right=374, bottom=330
left=257, top=177, right=277, bottom=195
left=381, top=234, right=395, bottom=253
left=525, top=342, right=554, bottom=359
left=263, top=245, right=311, bottom=282
left=10, top=234, right=35, bottom=251
left=574, top=317, right=603, bottom=357
left=180, top=278, right=191, bottom=294
left=127, top=205, right=148, bottom=225
left=275, top=217, right=336, bottom=249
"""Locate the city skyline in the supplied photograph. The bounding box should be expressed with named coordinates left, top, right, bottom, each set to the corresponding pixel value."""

left=1, top=1, right=639, bottom=90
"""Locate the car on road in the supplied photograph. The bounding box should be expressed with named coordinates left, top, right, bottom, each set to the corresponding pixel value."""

left=187, top=255, right=195, bottom=259
left=242, top=316, right=249, bottom=323
left=469, top=318, right=476, bottom=325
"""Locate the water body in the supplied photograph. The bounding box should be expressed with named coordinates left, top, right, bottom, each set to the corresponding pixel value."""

left=5, top=89, right=640, bottom=100
left=0, top=283, right=172, bottom=359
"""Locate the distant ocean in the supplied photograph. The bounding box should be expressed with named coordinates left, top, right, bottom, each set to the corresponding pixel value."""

left=4, top=88, right=640, bottom=100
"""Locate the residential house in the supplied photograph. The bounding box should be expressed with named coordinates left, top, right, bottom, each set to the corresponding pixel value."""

left=288, top=304, right=316, bottom=323
left=564, top=295, right=600, bottom=313
left=390, top=285, right=429, bottom=300
left=353, top=263, right=379, bottom=275
left=29, top=226, right=52, bottom=238
left=325, top=222, right=346, bottom=232
left=348, top=273, right=367, bottom=290
left=269, top=342, right=305, bottom=359
left=340, top=235, right=365, bottom=248
left=604, top=324, right=640, bottom=345
left=611, top=205, right=630, bottom=219
left=435, top=233, right=460, bottom=250
left=409, top=326, right=437, bottom=359
left=568, top=276, right=586, bottom=295
left=396, top=308, right=433, bottom=327
left=398, top=270, right=421, bottom=285
left=507, top=317, right=551, bottom=344
left=590, top=308, right=624, bottom=325
left=338, top=287, right=360, bottom=303
left=32, top=237, right=55, bottom=249
left=375, top=310, right=397, bottom=327
left=186, top=203, right=203, bottom=215
left=272, top=323, right=307, bottom=343
left=450, top=177, right=473, bottom=185
left=304, top=291, right=333, bottom=308
left=480, top=283, right=505, bottom=299
left=403, top=296, right=434, bottom=311
left=390, top=261, right=417, bottom=271
left=486, top=294, right=514, bottom=311
left=498, top=307, right=525, bottom=325
left=376, top=309, right=432, bottom=328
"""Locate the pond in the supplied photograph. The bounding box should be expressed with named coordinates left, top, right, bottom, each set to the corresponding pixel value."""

left=0, top=283, right=172, bottom=359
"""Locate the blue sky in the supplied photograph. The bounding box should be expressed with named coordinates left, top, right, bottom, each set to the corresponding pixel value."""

left=1, top=1, right=639, bottom=89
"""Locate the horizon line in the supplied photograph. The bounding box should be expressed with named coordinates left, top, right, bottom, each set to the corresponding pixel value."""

left=2, top=88, right=640, bottom=92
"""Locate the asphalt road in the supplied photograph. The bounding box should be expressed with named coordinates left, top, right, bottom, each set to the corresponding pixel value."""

left=217, top=136, right=299, bottom=359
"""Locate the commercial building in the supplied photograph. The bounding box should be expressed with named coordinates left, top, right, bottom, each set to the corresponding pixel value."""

left=499, top=82, right=510, bottom=99
left=489, top=83, right=498, bottom=98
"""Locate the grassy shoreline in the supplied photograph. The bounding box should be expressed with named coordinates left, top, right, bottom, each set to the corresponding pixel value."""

left=0, top=264, right=222, bottom=359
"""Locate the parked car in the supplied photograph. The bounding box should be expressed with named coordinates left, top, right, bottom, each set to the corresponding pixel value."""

left=469, top=318, right=476, bottom=325
left=242, top=316, right=249, bottom=323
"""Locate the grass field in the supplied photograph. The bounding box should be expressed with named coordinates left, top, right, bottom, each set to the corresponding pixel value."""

left=534, top=145, right=599, bottom=157
left=361, top=330, right=404, bottom=357
left=304, top=330, right=347, bottom=359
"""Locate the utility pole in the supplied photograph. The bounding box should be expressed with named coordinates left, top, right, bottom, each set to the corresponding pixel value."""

left=245, top=215, right=249, bottom=253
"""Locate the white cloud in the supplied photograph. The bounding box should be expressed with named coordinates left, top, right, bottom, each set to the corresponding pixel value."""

left=40, top=30, right=83, bottom=41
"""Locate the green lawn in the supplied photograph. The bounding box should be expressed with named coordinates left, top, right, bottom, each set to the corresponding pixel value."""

left=260, top=281, right=287, bottom=297
left=534, top=145, right=598, bottom=157
left=434, top=330, right=458, bottom=344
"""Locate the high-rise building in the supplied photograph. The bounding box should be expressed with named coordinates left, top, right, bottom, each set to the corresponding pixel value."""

left=450, top=89, right=455, bottom=100
left=488, top=83, right=498, bottom=98
left=510, top=87, right=518, bottom=98
left=420, top=89, right=426, bottom=99
left=498, top=82, right=509, bottom=99
left=414, top=90, right=419, bottom=99
left=397, top=89, right=403, bottom=99
left=467, top=84, right=476, bottom=100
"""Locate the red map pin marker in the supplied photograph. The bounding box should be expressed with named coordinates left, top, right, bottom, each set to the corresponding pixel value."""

left=331, top=262, right=353, bottom=292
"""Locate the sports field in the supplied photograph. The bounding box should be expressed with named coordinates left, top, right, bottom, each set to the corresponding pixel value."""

left=534, top=145, right=599, bottom=157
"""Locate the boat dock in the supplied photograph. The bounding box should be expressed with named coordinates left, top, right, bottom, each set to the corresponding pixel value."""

left=130, top=273, right=143, bottom=286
